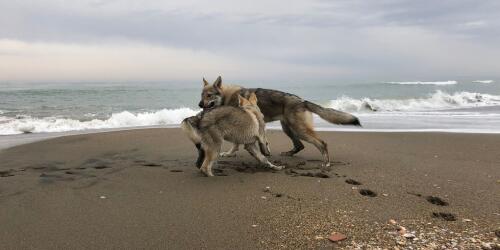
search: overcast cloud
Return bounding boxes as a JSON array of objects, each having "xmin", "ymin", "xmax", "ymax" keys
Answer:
[{"xmin": 0, "ymin": 0, "xmax": 499, "ymax": 83}]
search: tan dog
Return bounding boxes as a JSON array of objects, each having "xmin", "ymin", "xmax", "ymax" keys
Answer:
[
  {"xmin": 198, "ymin": 76, "xmax": 361, "ymax": 167},
  {"xmin": 181, "ymin": 93, "xmax": 283, "ymax": 176}
]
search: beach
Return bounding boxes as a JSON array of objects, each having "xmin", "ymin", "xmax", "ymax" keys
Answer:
[{"xmin": 0, "ymin": 128, "xmax": 499, "ymax": 249}]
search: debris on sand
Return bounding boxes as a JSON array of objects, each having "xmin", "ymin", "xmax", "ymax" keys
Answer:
[
  {"xmin": 328, "ymin": 232, "xmax": 347, "ymax": 242},
  {"xmin": 345, "ymin": 178, "xmax": 362, "ymax": 185},
  {"xmin": 432, "ymin": 212, "xmax": 457, "ymax": 221},
  {"xmin": 426, "ymin": 196, "xmax": 449, "ymax": 206}
]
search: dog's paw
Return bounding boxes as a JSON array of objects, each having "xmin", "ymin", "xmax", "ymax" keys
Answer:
[
  {"xmin": 220, "ymin": 152, "xmax": 236, "ymax": 157},
  {"xmin": 200, "ymin": 167, "xmax": 214, "ymax": 177},
  {"xmin": 269, "ymin": 164, "xmax": 285, "ymax": 171}
]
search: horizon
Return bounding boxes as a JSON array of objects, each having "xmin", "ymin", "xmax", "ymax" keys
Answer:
[{"xmin": 1, "ymin": 0, "xmax": 500, "ymax": 83}]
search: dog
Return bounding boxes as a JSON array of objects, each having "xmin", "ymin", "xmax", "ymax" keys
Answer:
[
  {"xmin": 198, "ymin": 76, "xmax": 361, "ymax": 167},
  {"xmin": 181, "ymin": 93, "xmax": 283, "ymax": 176}
]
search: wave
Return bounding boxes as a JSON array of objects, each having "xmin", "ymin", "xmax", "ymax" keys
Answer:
[
  {"xmin": 385, "ymin": 81, "xmax": 457, "ymax": 85},
  {"xmin": 328, "ymin": 90, "xmax": 500, "ymax": 112},
  {"xmin": 0, "ymin": 108, "xmax": 199, "ymax": 135},
  {"xmin": 472, "ymin": 80, "xmax": 494, "ymax": 84}
]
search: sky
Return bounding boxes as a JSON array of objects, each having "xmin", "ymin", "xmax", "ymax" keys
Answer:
[{"xmin": 0, "ymin": 0, "xmax": 499, "ymax": 83}]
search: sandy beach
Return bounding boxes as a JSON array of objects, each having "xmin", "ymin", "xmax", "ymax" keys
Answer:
[{"xmin": 0, "ymin": 128, "xmax": 499, "ymax": 249}]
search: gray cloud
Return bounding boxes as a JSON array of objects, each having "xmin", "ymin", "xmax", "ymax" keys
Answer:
[{"xmin": 0, "ymin": 0, "xmax": 499, "ymax": 82}]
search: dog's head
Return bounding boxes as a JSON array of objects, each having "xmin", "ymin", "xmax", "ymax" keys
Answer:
[{"xmin": 198, "ymin": 76, "xmax": 224, "ymax": 109}]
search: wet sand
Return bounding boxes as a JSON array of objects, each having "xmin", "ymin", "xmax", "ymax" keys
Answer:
[{"xmin": 0, "ymin": 128, "xmax": 499, "ymax": 249}]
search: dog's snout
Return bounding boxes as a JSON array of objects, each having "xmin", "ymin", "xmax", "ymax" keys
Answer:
[{"xmin": 198, "ymin": 101, "xmax": 204, "ymax": 108}]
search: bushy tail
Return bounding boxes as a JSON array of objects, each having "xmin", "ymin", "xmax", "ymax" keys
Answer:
[
  {"xmin": 180, "ymin": 117, "xmax": 202, "ymax": 144},
  {"xmin": 304, "ymin": 101, "xmax": 361, "ymax": 126}
]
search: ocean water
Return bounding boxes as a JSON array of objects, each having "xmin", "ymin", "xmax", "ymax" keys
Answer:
[{"xmin": 1, "ymin": 79, "xmax": 500, "ymax": 137}]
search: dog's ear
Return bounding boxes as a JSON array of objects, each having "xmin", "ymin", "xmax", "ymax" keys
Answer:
[
  {"xmin": 248, "ymin": 93, "xmax": 258, "ymax": 105},
  {"xmin": 203, "ymin": 78, "xmax": 209, "ymax": 87},
  {"xmin": 213, "ymin": 76, "xmax": 222, "ymax": 92},
  {"xmin": 238, "ymin": 94, "xmax": 249, "ymax": 107}
]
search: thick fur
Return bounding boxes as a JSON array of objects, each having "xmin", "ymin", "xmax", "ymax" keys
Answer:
[
  {"xmin": 181, "ymin": 94, "xmax": 281, "ymax": 176},
  {"xmin": 199, "ymin": 76, "xmax": 361, "ymax": 167}
]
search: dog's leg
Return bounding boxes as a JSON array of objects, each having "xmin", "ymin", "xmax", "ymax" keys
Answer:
[
  {"xmin": 257, "ymin": 136, "xmax": 271, "ymax": 156},
  {"xmin": 195, "ymin": 143, "xmax": 205, "ymax": 168},
  {"xmin": 280, "ymin": 120, "xmax": 304, "ymax": 156},
  {"xmin": 287, "ymin": 111, "xmax": 331, "ymax": 167},
  {"xmin": 244, "ymin": 143, "xmax": 284, "ymax": 170},
  {"xmin": 200, "ymin": 147, "xmax": 217, "ymax": 177},
  {"xmin": 220, "ymin": 143, "xmax": 239, "ymax": 157}
]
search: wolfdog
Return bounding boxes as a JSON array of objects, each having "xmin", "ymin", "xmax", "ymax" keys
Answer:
[
  {"xmin": 181, "ymin": 93, "xmax": 283, "ymax": 176},
  {"xmin": 198, "ymin": 76, "xmax": 361, "ymax": 167}
]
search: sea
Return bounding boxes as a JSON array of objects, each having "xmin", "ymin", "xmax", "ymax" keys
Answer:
[{"xmin": 1, "ymin": 78, "xmax": 500, "ymax": 148}]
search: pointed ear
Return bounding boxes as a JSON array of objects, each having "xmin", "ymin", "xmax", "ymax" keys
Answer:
[
  {"xmin": 238, "ymin": 95, "xmax": 245, "ymax": 106},
  {"xmin": 248, "ymin": 93, "xmax": 258, "ymax": 105},
  {"xmin": 203, "ymin": 78, "xmax": 209, "ymax": 87},
  {"xmin": 213, "ymin": 76, "xmax": 222, "ymax": 91}
]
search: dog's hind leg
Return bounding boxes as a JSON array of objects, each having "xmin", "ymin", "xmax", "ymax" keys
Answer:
[
  {"xmin": 280, "ymin": 120, "xmax": 304, "ymax": 156},
  {"xmin": 220, "ymin": 143, "xmax": 239, "ymax": 157},
  {"xmin": 195, "ymin": 143, "xmax": 205, "ymax": 168},
  {"xmin": 287, "ymin": 111, "xmax": 330, "ymax": 167},
  {"xmin": 200, "ymin": 147, "xmax": 218, "ymax": 177},
  {"xmin": 244, "ymin": 143, "xmax": 284, "ymax": 170}
]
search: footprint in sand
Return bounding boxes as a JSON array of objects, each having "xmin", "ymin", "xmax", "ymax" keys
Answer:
[
  {"xmin": 426, "ymin": 196, "xmax": 449, "ymax": 206},
  {"xmin": 93, "ymin": 165, "xmax": 110, "ymax": 170},
  {"xmin": 359, "ymin": 189, "xmax": 377, "ymax": 197},
  {"xmin": 345, "ymin": 179, "xmax": 362, "ymax": 185},
  {"xmin": 432, "ymin": 212, "xmax": 457, "ymax": 221},
  {"xmin": 0, "ymin": 170, "xmax": 14, "ymax": 177},
  {"xmin": 141, "ymin": 163, "xmax": 162, "ymax": 167},
  {"xmin": 212, "ymin": 169, "xmax": 227, "ymax": 176}
]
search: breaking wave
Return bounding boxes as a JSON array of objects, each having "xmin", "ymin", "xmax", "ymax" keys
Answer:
[
  {"xmin": 385, "ymin": 81, "xmax": 457, "ymax": 85},
  {"xmin": 328, "ymin": 91, "xmax": 500, "ymax": 112},
  {"xmin": 0, "ymin": 108, "xmax": 199, "ymax": 135},
  {"xmin": 472, "ymin": 80, "xmax": 494, "ymax": 84}
]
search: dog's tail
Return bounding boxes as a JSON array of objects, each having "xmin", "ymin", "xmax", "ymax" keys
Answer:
[
  {"xmin": 180, "ymin": 117, "xmax": 202, "ymax": 144},
  {"xmin": 304, "ymin": 101, "xmax": 361, "ymax": 126}
]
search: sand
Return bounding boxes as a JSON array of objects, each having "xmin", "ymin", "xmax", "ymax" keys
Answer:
[{"xmin": 0, "ymin": 128, "xmax": 499, "ymax": 249}]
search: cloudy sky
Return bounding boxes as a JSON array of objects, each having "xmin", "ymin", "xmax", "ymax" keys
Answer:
[{"xmin": 0, "ymin": 0, "xmax": 499, "ymax": 83}]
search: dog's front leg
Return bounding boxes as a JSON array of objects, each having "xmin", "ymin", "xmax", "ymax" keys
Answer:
[
  {"xmin": 244, "ymin": 143, "xmax": 284, "ymax": 171},
  {"xmin": 220, "ymin": 143, "xmax": 239, "ymax": 157}
]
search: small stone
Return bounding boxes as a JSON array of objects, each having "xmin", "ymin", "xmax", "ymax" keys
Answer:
[
  {"xmin": 263, "ymin": 186, "xmax": 271, "ymax": 192},
  {"xmin": 398, "ymin": 226, "xmax": 407, "ymax": 235},
  {"xmin": 260, "ymin": 196, "xmax": 267, "ymax": 200},
  {"xmin": 100, "ymin": 195, "xmax": 106, "ymax": 199},
  {"xmin": 252, "ymin": 224, "xmax": 258, "ymax": 228},
  {"xmin": 462, "ymin": 218, "xmax": 472, "ymax": 222},
  {"xmin": 328, "ymin": 232, "xmax": 347, "ymax": 242},
  {"xmin": 403, "ymin": 233, "xmax": 415, "ymax": 239},
  {"xmin": 314, "ymin": 236, "xmax": 324, "ymax": 240},
  {"xmin": 382, "ymin": 193, "xmax": 389, "ymax": 197},
  {"xmin": 481, "ymin": 242, "xmax": 492, "ymax": 249},
  {"xmin": 351, "ymin": 186, "xmax": 358, "ymax": 190},
  {"xmin": 389, "ymin": 219, "xmax": 397, "ymax": 225}
]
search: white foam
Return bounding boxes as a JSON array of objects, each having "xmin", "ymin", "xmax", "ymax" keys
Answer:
[
  {"xmin": 472, "ymin": 80, "xmax": 494, "ymax": 84},
  {"xmin": 385, "ymin": 81, "xmax": 457, "ymax": 85},
  {"xmin": 0, "ymin": 108, "xmax": 199, "ymax": 135},
  {"xmin": 328, "ymin": 90, "xmax": 500, "ymax": 112}
]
